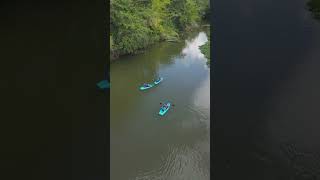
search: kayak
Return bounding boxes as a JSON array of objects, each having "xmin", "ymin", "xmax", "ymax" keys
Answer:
[
  {"xmin": 159, "ymin": 102, "xmax": 171, "ymax": 116},
  {"xmin": 140, "ymin": 77, "xmax": 163, "ymax": 91},
  {"xmin": 139, "ymin": 84, "xmax": 153, "ymax": 90},
  {"xmin": 97, "ymin": 80, "xmax": 110, "ymax": 89},
  {"xmin": 154, "ymin": 77, "xmax": 163, "ymax": 85}
]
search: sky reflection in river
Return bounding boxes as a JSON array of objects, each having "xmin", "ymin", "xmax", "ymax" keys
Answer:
[{"xmin": 182, "ymin": 32, "xmax": 208, "ymax": 60}]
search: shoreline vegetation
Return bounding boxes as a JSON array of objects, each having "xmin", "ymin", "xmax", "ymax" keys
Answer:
[
  {"xmin": 199, "ymin": 27, "xmax": 210, "ymax": 64},
  {"xmin": 110, "ymin": 0, "xmax": 210, "ymax": 60}
]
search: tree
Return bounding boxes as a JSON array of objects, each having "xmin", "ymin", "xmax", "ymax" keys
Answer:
[{"xmin": 110, "ymin": 0, "xmax": 210, "ymax": 58}]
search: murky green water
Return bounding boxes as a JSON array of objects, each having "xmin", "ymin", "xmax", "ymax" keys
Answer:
[{"xmin": 111, "ymin": 31, "xmax": 210, "ymax": 180}]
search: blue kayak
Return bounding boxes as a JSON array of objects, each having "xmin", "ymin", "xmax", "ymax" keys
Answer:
[
  {"xmin": 159, "ymin": 102, "xmax": 171, "ymax": 116},
  {"xmin": 97, "ymin": 80, "xmax": 110, "ymax": 89},
  {"xmin": 154, "ymin": 77, "xmax": 163, "ymax": 85}
]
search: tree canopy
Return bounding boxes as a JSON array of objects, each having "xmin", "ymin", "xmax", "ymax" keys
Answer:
[{"xmin": 110, "ymin": 0, "xmax": 210, "ymax": 59}]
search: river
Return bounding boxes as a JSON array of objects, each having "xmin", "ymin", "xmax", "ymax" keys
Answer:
[{"xmin": 110, "ymin": 30, "xmax": 210, "ymax": 180}]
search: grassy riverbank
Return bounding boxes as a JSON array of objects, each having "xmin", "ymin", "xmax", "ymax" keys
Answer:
[{"xmin": 110, "ymin": 0, "xmax": 210, "ymax": 60}]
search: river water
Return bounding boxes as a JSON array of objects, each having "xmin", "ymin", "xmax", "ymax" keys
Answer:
[{"xmin": 111, "ymin": 30, "xmax": 210, "ymax": 180}]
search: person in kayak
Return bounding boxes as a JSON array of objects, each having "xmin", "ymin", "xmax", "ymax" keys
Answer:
[
  {"xmin": 143, "ymin": 83, "xmax": 149, "ymax": 87},
  {"xmin": 163, "ymin": 104, "xmax": 167, "ymax": 109}
]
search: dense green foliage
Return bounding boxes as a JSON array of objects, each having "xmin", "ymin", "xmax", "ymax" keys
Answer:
[
  {"xmin": 307, "ymin": 0, "xmax": 320, "ymax": 20},
  {"xmin": 200, "ymin": 31, "xmax": 210, "ymax": 64},
  {"xmin": 200, "ymin": 41, "xmax": 210, "ymax": 60},
  {"xmin": 110, "ymin": 0, "xmax": 210, "ymax": 59}
]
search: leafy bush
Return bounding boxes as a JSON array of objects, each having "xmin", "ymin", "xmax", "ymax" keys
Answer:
[{"xmin": 110, "ymin": 0, "xmax": 210, "ymax": 57}]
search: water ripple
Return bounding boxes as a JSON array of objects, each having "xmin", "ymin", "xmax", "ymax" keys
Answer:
[{"xmin": 134, "ymin": 143, "xmax": 209, "ymax": 180}]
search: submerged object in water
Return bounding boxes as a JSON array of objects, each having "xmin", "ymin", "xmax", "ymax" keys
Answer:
[
  {"xmin": 97, "ymin": 80, "xmax": 110, "ymax": 89},
  {"xmin": 159, "ymin": 102, "xmax": 171, "ymax": 116}
]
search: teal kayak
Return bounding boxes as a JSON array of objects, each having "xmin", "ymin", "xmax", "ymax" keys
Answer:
[
  {"xmin": 159, "ymin": 102, "xmax": 171, "ymax": 116},
  {"xmin": 97, "ymin": 80, "xmax": 110, "ymax": 89},
  {"xmin": 139, "ymin": 77, "xmax": 163, "ymax": 91},
  {"xmin": 154, "ymin": 77, "xmax": 163, "ymax": 85},
  {"xmin": 139, "ymin": 84, "xmax": 153, "ymax": 90}
]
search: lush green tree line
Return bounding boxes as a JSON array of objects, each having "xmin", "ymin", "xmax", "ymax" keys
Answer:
[{"xmin": 110, "ymin": 0, "xmax": 210, "ymax": 59}]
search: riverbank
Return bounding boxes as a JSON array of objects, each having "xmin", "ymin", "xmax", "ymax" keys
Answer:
[
  {"xmin": 199, "ymin": 25, "xmax": 210, "ymax": 64},
  {"xmin": 111, "ymin": 24, "xmax": 210, "ymax": 62},
  {"xmin": 110, "ymin": 0, "xmax": 210, "ymax": 61},
  {"xmin": 200, "ymin": 40, "xmax": 210, "ymax": 63}
]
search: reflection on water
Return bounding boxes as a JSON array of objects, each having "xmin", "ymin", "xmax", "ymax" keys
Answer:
[
  {"xmin": 182, "ymin": 32, "xmax": 208, "ymax": 60},
  {"xmin": 193, "ymin": 75, "xmax": 210, "ymax": 111},
  {"xmin": 135, "ymin": 143, "xmax": 209, "ymax": 180},
  {"xmin": 111, "ymin": 30, "xmax": 210, "ymax": 180},
  {"xmin": 192, "ymin": 74, "xmax": 210, "ymax": 133}
]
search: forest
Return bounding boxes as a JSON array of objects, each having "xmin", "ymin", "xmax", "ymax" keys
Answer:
[{"xmin": 110, "ymin": 0, "xmax": 210, "ymax": 59}]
